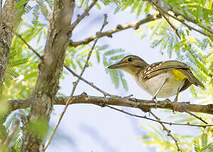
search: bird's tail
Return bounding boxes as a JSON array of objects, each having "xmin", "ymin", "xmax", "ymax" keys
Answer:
[{"xmin": 184, "ymin": 69, "xmax": 204, "ymax": 88}]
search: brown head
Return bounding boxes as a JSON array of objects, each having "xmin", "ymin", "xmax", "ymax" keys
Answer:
[{"xmin": 108, "ymin": 55, "xmax": 148, "ymax": 76}]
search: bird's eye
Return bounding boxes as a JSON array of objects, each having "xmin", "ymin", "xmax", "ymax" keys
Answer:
[{"xmin": 128, "ymin": 57, "xmax": 132, "ymax": 62}]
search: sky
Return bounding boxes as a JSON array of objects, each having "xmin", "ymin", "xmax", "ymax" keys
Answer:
[{"xmin": 16, "ymin": 1, "xmax": 202, "ymax": 152}]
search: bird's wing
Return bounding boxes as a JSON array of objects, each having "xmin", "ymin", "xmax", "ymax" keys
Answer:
[{"xmin": 143, "ymin": 60, "xmax": 204, "ymax": 88}]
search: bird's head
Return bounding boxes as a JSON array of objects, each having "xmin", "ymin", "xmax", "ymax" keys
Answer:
[{"xmin": 108, "ymin": 55, "xmax": 148, "ymax": 76}]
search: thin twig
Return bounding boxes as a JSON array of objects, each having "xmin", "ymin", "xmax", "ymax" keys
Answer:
[
  {"xmin": 185, "ymin": 110, "xmax": 208, "ymax": 124},
  {"xmin": 64, "ymin": 64, "xmax": 111, "ymax": 96},
  {"xmin": 70, "ymin": 14, "xmax": 161, "ymax": 47},
  {"xmin": 163, "ymin": 15, "xmax": 181, "ymax": 39},
  {"xmin": 149, "ymin": 111, "xmax": 182, "ymax": 152},
  {"xmin": 152, "ymin": 3, "xmax": 181, "ymax": 39},
  {"xmin": 191, "ymin": 20, "xmax": 213, "ymax": 35},
  {"xmin": 69, "ymin": 0, "xmax": 97, "ymax": 31},
  {"xmin": 3, "ymin": 23, "xmax": 42, "ymax": 58},
  {"xmin": 106, "ymin": 105, "xmax": 211, "ymax": 128},
  {"xmin": 44, "ymin": 14, "xmax": 108, "ymax": 150}
]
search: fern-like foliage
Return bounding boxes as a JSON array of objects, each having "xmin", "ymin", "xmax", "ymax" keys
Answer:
[{"xmin": 194, "ymin": 133, "xmax": 213, "ymax": 152}]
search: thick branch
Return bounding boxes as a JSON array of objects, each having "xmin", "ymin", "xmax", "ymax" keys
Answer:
[
  {"xmin": 8, "ymin": 94, "xmax": 213, "ymax": 115},
  {"xmin": 21, "ymin": 0, "xmax": 75, "ymax": 151},
  {"xmin": 70, "ymin": 14, "xmax": 161, "ymax": 47},
  {"xmin": 56, "ymin": 95, "xmax": 213, "ymax": 115}
]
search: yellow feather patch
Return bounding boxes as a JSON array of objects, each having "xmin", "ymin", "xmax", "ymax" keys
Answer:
[{"xmin": 172, "ymin": 69, "xmax": 187, "ymax": 81}]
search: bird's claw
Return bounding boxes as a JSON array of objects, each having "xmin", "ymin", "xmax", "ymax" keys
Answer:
[
  {"xmin": 152, "ymin": 96, "xmax": 158, "ymax": 108},
  {"xmin": 100, "ymin": 102, "xmax": 106, "ymax": 107}
]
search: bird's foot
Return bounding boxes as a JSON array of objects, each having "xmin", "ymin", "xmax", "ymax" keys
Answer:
[
  {"xmin": 152, "ymin": 96, "xmax": 158, "ymax": 108},
  {"xmin": 172, "ymin": 101, "xmax": 177, "ymax": 113},
  {"xmin": 100, "ymin": 96, "xmax": 109, "ymax": 107},
  {"xmin": 99, "ymin": 101, "xmax": 106, "ymax": 107}
]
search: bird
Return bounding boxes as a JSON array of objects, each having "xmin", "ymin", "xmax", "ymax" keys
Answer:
[{"xmin": 108, "ymin": 55, "xmax": 204, "ymax": 102}]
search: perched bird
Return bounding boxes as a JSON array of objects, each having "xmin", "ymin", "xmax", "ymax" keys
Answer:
[{"xmin": 108, "ymin": 55, "xmax": 204, "ymax": 102}]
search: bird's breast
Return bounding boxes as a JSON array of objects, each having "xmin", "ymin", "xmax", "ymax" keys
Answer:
[{"xmin": 135, "ymin": 71, "xmax": 186, "ymax": 98}]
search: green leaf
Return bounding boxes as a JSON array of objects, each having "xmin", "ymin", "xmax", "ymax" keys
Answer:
[
  {"xmin": 104, "ymin": 49, "xmax": 125, "ymax": 56},
  {"xmin": 10, "ymin": 58, "xmax": 28, "ymax": 67},
  {"xmin": 119, "ymin": 71, "xmax": 128, "ymax": 90},
  {"xmin": 96, "ymin": 50, "xmax": 100, "ymax": 63},
  {"xmin": 110, "ymin": 54, "xmax": 125, "ymax": 60},
  {"xmin": 201, "ymin": 133, "xmax": 208, "ymax": 147}
]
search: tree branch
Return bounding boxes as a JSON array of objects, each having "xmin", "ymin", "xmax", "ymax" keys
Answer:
[
  {"xmin": 7, "ymin": 94, "xmax": 213, "ymax": 130},
  {"xmin": 151, "ymin": 1, "xmax": 181, "ymax": 39},
  {"xmin": 69, "ymin": 0, "xmax": 98, "ymax": 31},
  {"xmin": 149, "ymin": 111, "xmax": 182, "ymax": 152},
  {"xmin": 106, "ymin": 105, "xmax": 211, "ymax": 128},
  {"xmin": 21, "ymin": 0, "xmax": 76, "ymax": 151},
  {"xmin": 70, "ymin": 14, "xmax": 161, "ymax": 47},
  {"xmin": 64, "ymin": 64, "xmax": 111, "ymax": 96},
  {"xmin": 54, "ymin": 95, "xmax": 213, "ymax": 115},
  {"xmin": 185, "ymin": 110, "xmax": 208, "ymax": 124},
  {"xmin": 8, "ymin": 94, "xmax": 213, "ymax": 116}
]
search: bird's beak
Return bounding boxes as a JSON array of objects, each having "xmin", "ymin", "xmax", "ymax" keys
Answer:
[{"xmin": 108, "ymin": 62, "xmax": 125, "ymax": 69}]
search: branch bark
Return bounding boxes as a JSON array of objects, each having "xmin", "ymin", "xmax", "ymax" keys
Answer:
[
  {"xmin": 21, "ymin": 0, "xmax": 75, "ymax": 151},
  {"xmin": 56, "ymin": 95, "xmax": 213, "ymax": 115},
  {"xmin": 69, "ymin": 0, "xmax": 97, "ymax": 31},
  {"xmin": 8, "ymin": 94, "xmax": 213, "ymax": 115},
  {"xmin": 70, "ymin": 14, "xmax": 161, "ymax": 47}
]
